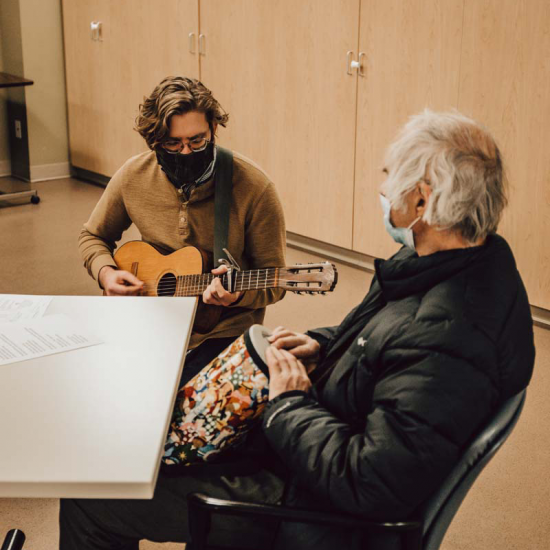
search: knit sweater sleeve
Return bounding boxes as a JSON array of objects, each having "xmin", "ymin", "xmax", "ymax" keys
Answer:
[
  {"xmin": 228, "ymin": 181, "xmax": 286, "ymax": 310},
  {"xmin": 78, "ymin": 164, "xmax": 133, "ymax": 282}
]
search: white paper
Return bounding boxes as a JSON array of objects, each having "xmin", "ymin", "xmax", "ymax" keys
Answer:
[
  {"xmin": 0, "ymin": 295, "xmax": 53, "ymax": 324},
  {"xmin": 0, "ymin": 314, "xmax": 103, "ymax": 366}
]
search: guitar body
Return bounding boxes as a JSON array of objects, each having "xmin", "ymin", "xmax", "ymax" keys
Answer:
[{"xmin": 113, "ymin": 241, "xmax": 222, "ymax": 334}]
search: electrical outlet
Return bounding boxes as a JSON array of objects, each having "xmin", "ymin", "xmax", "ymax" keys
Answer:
[{"xmin": 14, "ymin": 120, "xmax": 22, "ymax": 139}]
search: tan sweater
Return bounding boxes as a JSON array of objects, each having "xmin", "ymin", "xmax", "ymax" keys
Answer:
[{"xmin": 79, "ymin": 149, "xmax": 286, "ymax": 349}]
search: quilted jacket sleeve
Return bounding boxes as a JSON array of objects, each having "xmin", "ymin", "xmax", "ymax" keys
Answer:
[
  {"xmin": 262, "ymin": 327, "xmax": 499, "ymax": 519},
  {"xmin": 305, "ymin": 325, "xmax": 339, "ymax": 354}
]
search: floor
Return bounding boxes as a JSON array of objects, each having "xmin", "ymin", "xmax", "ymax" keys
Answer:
[{"xmin": 0, "ymin": 176, "xmax": 549, "ymax": 549}]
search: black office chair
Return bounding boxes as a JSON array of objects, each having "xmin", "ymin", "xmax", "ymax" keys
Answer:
[
  {"xmin": 188, "ymin": 389, "xmax": 526, "ymax": 550},
  {"xmin": 1, "ymin": 530, "xmax": 26, "ymax": 550}
]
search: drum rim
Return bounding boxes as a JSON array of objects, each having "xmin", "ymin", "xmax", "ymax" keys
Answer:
[{"xmin": 244, "ymin": 324, "xmax": 271, "ymax": 377}]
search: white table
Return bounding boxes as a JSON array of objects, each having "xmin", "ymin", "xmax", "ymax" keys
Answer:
[{"xmin": 0, "ymin": 295, "xmax": 196, "ymax": 499}]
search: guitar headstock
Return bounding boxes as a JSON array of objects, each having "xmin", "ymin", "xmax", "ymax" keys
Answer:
[{"xmin": 278, "ymin": 262, "xmax": 338, "ymax": 294}]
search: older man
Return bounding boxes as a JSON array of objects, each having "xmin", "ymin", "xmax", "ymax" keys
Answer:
[
  {"xmin": 60, "ymin": 111, "xmax": 534, "ymax": 550},
  {"xmin": 262, "ymin": 110, "xmax": 535, "ymax": 547}
]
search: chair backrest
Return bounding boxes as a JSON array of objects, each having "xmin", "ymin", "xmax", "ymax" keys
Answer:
[{"xmin": 418, "ymin": 389, "xmax": 526, "ymax": 550}]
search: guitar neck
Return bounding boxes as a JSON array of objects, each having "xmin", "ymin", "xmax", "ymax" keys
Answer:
[{"xmin": 174, "ymin": 268, "xmax": 280, "ymax": 297}]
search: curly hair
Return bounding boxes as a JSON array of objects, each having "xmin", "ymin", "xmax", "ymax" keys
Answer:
[{"xmin": 135, "ymin": 76, "xmax": 229, "ymax": 150}]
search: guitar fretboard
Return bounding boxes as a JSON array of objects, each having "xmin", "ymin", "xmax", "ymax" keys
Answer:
[{"xmin": 171, "ymin": 268, "xmax": 280, "ymax": 297}]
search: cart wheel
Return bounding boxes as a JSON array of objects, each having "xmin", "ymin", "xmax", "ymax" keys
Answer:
[{"xmin": 30, "ymin": 195, "xmax": 40, "ymax": 204}]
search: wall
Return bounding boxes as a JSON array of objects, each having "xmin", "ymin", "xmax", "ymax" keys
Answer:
[
  {"xmin": 0, "ymin": 0, "xmax": 69, "ymax": 181},
  {"xmin": 0, "ymin": 0, "xmax": 25, "ymax": 175}
]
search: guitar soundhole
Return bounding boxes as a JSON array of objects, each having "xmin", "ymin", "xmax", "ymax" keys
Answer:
[{"xmin": 157, "ymin": 272, "xmax": 177, "ymax": 296}]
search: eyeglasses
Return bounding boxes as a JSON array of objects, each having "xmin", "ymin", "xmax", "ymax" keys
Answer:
[{"xmin": 161, "ymin": 135, "xmax": 211, "ymax": 154}]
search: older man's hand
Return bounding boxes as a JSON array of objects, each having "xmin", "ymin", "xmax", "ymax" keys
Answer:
[
  {"xmin": 266, "ymin": 346, "xmax": 312, "ymax": 401},
  {"xmin": 268, "ymin": 326, "xmax": 320, "ymax": 372}
]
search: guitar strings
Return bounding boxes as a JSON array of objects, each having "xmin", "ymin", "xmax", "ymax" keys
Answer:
[
  {"xmin": 123, "ymin": 266, "xmax": 326, "ymax": 296},
  {"xmin": 134, "ymin": 269, "xmax": 282, "ymax": 294},
  {"xmin": 141, "ymin": 276, "xmax": 283, "ymax": 296},
  {"xmin": 136, "ymin": 269, "xmax": 278, "ymax": 283},
  {"xmin": 139, "ymin": 274, "xmax": 281, "ymax": 288},
  {"xmin": 141, "ymin": 280, "xmax": 319, "ymax": 296}
]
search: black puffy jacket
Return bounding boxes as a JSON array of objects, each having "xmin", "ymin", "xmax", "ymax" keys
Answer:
[{"xmin": 262, "ymin": 234, "xmax": 534, "ymax": 548}]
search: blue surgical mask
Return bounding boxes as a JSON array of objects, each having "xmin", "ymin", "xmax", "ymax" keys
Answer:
[{"xmin": 379, "ymin": 194, "xmax": 421, "ymax": 250}]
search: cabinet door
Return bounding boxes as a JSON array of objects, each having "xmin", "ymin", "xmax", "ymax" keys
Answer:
[
  {"xmin": 62, "ymin": 0, "xmax": 110, "ymax": 175},
  {"xmin": 458, "ymin": 0, "xmax": 550, "ymax": 310},
  {"xmin": 104, "ymin": 0, "xmax": 199, "ymax": 176},
  {"xmin": 199, "ymin": 0, "xmax": 360, "ymax": 248},
  {"xmin": 353, "ymin": 0, "xmax": 464, "ymax": 258},
  {"xmin": 62, "ymin": 0, "xmax": 199, "ymax": 177}
]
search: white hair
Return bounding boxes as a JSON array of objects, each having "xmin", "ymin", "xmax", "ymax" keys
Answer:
[{"xmin": 380, "ymin": 110, "xmax": 508, "ymax": 242}]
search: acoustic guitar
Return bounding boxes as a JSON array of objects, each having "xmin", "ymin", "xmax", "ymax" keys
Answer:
[{"xmin": 113, "ymin": 241, "xmax": 338, "ymax": 333}]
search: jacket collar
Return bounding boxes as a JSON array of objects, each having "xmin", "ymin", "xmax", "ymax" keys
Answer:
[{"xmin": 374, "ymin": 235, "xmax": 502, "ymax": 301}]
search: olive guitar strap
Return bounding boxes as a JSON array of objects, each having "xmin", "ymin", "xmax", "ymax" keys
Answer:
[{"xmin": 213, "ymin": 145, "xmax": 234, "ymax": 265}]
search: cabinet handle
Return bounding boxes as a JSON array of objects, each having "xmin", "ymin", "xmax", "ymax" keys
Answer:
[
  {"xmin": 199, "ymin": 34, "xmax": 206, "ymax": 56},
  {"xmin": 346, "ymin": 50, "xmax": 355, "ymax": 75},
  {"xmin": 189, "ymin": 32, "xmax": 196, "ymax": 54},
  {"xmin": 90, "ymin": 21, "xmax": 102, "ymax": 41},
  {"xmin": 358, "ymin": 52, "xmax": 366, "ymax": 77},
  {"xmin": 347, "ymin": 51, "xmax": 365, "ymax": 77}
]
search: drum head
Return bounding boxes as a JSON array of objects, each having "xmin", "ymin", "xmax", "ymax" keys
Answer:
[{"xmin": 243, "ymin": 324, "xmax": 272, "ymax": 376}]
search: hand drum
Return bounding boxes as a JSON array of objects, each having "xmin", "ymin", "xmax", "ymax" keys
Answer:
[{"xmin": 163, "ymin": 324, "xmax": 271, "ymax": 465}]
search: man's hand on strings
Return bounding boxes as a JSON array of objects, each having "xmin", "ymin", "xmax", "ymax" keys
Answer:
[
  {"xmin": 203, "ymin": 264, "xmax": 242, "ymax": 306},
  {"xmin": 99, "ymin": 266, "xmax": 144, "ymax": 296}
]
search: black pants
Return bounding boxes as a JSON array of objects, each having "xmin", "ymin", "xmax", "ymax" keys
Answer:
[
  {"xmin": 59, "ymin": 468, "xmax": 284, "ymax": 550},
  {"xmin": 179, "ymin": 336, "xmax": 236, "ymax": 387},
  {"xmin": 59, "ymin": 337, "xmax": 284, "ymax": 549}
]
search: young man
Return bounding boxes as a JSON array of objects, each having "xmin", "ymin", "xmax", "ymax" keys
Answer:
[{"xmin": 78, "ymin": 76, "xmax": 286, "ymax": 381}]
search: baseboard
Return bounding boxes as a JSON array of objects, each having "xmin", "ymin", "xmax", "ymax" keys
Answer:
[
  {"xmin": 286, "ymin": 231, "xmax": 550, "ymax": 330},
  {"xmin": 0, "ymin": 159, "xmax": 11, "ymax": 177},
  {"xmin": 71, "ymin": 165, "xmax": 110, "ymax": 187},
  {"xmin": 531, "ymin": 306, "xmax": 550, "ymax": 330},
  {"xmin": 30, "ymin": 162, "xmax": 71, "ymax": 182},
  {"xmin": 286, "ymin": 231, "xmax": 376, "ymax": 273}
]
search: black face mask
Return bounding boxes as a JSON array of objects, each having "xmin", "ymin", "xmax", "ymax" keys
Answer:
[{"xmin": 156, "ymin": 142, "xmax": 215, "ymax": 188}]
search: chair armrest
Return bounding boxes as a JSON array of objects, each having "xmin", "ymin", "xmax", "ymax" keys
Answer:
[
  {"xmin": 188, "ymin": 492, "xmax": 419, "ymax": 533},
  {"xmin": 187, "ymin": 492, "xmax": 422, "ymax": 550}
]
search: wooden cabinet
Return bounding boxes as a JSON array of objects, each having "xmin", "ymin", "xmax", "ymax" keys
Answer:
[
  {"xmin": 458, "ymin": 0, "xmax": 550, "ymax": 310},
  {"xmin": 199, "ymin": 0, "xmax": 360, "ymax": 249},
  {"xmin": 63, "ymin": 0, "xmax": 110, "ymax": 175},
  {"xmin": 353, "ymin": 0, "xmax": 464, "ymax": 259},
  {"xmin": 62, "ymin": 0, "xmax": 550, "ymax": 310},
  {"xmin": 62, "ymin": 0, "xmax": 199, "ymax": 177}
]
